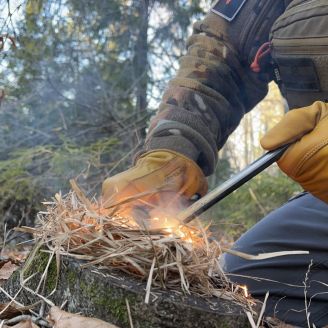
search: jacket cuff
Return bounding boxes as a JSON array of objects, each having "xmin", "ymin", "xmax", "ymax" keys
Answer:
[{"xmin": 135, "ymin": 120, "xmax": 218, "ymax": 176}]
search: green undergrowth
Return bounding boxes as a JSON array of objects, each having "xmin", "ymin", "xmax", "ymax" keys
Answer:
[
  {"xmin": 0, "ymin": 137, "xmax": 119, "ymax": 233},
  {"xmin": 206, "ymin": 169, "xmax": 302, "ymax": 240}
]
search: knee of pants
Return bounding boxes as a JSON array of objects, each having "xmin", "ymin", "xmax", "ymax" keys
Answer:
[{"xmin": 221, "ymin": 252, "xmax": 240, "ymax": 274}]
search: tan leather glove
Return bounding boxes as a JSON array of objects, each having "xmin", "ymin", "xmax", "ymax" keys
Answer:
[
  {"xmin": 261, "ymin": 101, "xmax": 328, "ymax": 203},
  {"xmin": 102, "ymin": 150, "xmax": 208, "ymax": 216}
]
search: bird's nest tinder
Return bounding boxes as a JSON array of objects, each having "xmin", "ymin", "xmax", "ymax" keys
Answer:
[{"xmin": 21, "ymin": 181, "xmax": 259, "ymax": 315}]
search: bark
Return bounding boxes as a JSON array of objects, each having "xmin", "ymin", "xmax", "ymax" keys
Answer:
[{"xmin": 133, "ymin": 0, "xmax": 149, "ymax": 147}]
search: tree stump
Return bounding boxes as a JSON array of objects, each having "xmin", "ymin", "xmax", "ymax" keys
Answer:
[{"xmin": 0, "ymin": 252, "xmax": 250, "ymax": 328}]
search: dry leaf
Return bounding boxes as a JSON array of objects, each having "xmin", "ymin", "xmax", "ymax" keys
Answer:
[
  {"xmin": 0, "ymin": 261, "xmax": 19, "ymax": 280},
  {"xmin": 1, "ymin": 247, "xmax": 31, "ymax": 263},
  {"xmin": 48, "ymin": 306, "xmax": 119, "ymax": 328},
  {"xmin": 0, "ymin": 303, "xmax": 27, "ymax": 319}
]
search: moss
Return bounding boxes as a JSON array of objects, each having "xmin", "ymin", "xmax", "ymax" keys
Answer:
[
  {"xmin": 66, "ymin": 270, "xmax": 78, "ymax": 286},
  {"xmin": 79, "ymin": 280, "xmax": 136, "ymax": 325},
  {"xmin": 9, "ymin": 269, "xmax": 20, "ymax": 283},
  {"xmin": 23, "ymin": 249, "xmax": 58, "ymax": 292}
]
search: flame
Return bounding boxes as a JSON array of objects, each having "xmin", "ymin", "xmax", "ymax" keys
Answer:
[
  {"xmin": 161, "ymin": 222, "xmax": 199, "ymax": 244},
  {"xmin": 98, "ymin": 204, "xmax": 200, "ymax": 244},
  {"xmin": 164, "ymin": 227, "xmax": 174, "ymax": 237}
]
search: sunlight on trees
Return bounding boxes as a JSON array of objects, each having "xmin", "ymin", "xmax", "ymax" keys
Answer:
[{"xmin": 225, "ymin": 82, "xmax": 286, "ymax": 170}]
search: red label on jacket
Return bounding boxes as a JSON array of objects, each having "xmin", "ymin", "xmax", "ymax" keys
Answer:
[{"xmin": 211, "ymin": 0, "xmax": 248, "ymax": 21}]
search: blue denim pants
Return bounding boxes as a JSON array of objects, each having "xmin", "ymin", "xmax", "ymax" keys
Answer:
[{"xmin": 222, "ymin": 193, "xmax": 328, "ymax": 327}]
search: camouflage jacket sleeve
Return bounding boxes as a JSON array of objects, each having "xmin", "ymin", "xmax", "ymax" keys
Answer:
[{"xmin": 141, "ymin": 0, "xmax": 288, "ymax": 176}]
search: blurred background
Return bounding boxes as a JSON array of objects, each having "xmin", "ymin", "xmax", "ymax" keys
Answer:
[{"xmin": 0, "ymin": 0, "xmax": 301, "ymax": 242}]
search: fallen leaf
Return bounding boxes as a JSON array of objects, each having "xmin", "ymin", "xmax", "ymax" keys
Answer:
[
  {"xmin": 0, "ymin": 303, "xmax": 27, "ymax": 319},
  {"xmin": 0, "ymin": 261, "xmax": 19, "ymax": 280},
  {"xmin": 48, "ymin": 306, "xmax": 119, "ymax": 328},
  {"xmin": 1, "ymin": 246, "xmax": 31, "ymax": 263}
]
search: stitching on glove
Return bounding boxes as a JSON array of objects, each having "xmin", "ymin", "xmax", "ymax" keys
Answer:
[{"xmin": 294, "ymin": 137, "xmax": 328, "ymax": 176}]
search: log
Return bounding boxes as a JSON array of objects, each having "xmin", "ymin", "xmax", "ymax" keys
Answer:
[{"xmin": 0, "ymin": 251, "xmax": 250, "ymax": 328}]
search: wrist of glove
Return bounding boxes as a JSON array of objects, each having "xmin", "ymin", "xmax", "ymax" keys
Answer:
[
  {"xmin": 102, "ymin": 150, "xmax": 208, "ymax": 211},
  {"xmin": 261, "ymin": 101, "xmax": 328, "ymax": 203}
]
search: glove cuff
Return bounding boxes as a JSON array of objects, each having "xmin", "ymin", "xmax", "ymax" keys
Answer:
[{"xmin": 137, "ymin": 118, "xmax": 218, "ymax": 177}]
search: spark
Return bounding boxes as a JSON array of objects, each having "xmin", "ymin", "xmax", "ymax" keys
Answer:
[
  {"xmin": 240, "ymin": 285, "xmax": 249, "ymax": 298},
  {"xmin": 164, "ymin": 227, "xmax": 174, "ymax": 237},
  {"xmin": 178, "ymin": 231, "xmax": 186, "ymax": 238}
]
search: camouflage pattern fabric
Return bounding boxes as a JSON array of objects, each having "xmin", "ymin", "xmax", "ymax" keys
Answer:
[{"xmin": 138, "ymin": 0, "xmax": 290, "ymax": 176}]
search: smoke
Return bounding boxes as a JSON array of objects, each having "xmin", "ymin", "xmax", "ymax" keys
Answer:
[{"xmin": 115, "ymin": 191, "xmax": 193, "ymax": 231}]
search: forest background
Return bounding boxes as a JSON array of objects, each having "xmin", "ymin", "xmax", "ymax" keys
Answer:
[{"xmin": 0, "ymin": 0, "xmax": 301, "ymax": 243}]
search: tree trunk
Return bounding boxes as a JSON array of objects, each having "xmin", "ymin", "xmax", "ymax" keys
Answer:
[
  {"xmin": 133, "ymin": 0, "xmax": 149, "ymax": 147},
  {"xmin": 1, "ymin": 253, "xmax": 251, "ymax": 328}
]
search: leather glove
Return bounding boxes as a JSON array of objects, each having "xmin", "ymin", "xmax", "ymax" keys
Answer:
[
  {"xmin": 261, "ymin": 101, "xmax": 328, "ymax": 203},
  {"xmin": 102, "ymin": 150, "xmax": 208, "ymax": 220}
]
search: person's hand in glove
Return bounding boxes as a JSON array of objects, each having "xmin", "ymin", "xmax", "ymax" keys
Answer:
[
  {"xmin": 261, "ymin": 101, "xmax": 328, "ymax": 203},
  {"xmin": 102, "ymin": 150, "xmax": 207, "ymax": 225}
]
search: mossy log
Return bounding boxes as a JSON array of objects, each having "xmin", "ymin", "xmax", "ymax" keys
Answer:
[{"xmin": 0, "ymin": 251, "xmax": 250, "ymax": 328}]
